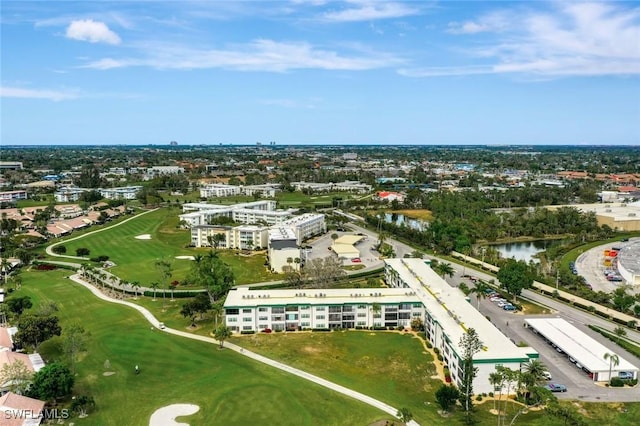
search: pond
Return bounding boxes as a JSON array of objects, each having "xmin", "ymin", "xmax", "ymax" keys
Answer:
[
  {"xmin": 381, "ymin": 213, "xmax": 428, "ymax": 232},
  {"xmin": 490, "ymin": 240, "xmax": 557, "ymax": 263}
]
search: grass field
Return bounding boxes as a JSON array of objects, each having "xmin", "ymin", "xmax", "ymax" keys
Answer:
[
  {"xmin": 18, "ymin": 269, "xmax": 390, "ymax": 425},
  {"xmin": 53, "ymin": 208, "xmax": 276, "ymax": 285}
]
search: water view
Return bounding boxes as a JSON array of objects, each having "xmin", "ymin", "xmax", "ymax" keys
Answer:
[
  {"xmin": 491, "ymin": 240, "xmax": 557, "ymax": 263},
  {"xmin": 382, "ymin": 213, "xmax": 428, "ymax": 232}
]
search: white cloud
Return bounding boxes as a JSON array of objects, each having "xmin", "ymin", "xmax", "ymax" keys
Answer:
[
  {"xmin": 407, "ymin": 2, "xmax": 640, "ymax": 77},
  {"xmin": 322, "ymin": 1, "xmax": 420, "ymax": 22},
  {"xmin": 81, "ymin": 39, "xmax": 403, "ymax": 72},
  {"xmin": 65, "ymin": 19, "xmax": 121, "ymax": 45},
  {"xmin": 0, "ymin": 86, "xmax": 79, "ymax": 101},
  {"xmin": 447, "ymin": 11, "xmax": 511, "ymax": 34}
]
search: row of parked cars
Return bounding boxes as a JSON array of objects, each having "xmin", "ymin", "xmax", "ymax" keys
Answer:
[{"xmin": 485, "ymin": 289, "xmax": 517, "ymax": 311}]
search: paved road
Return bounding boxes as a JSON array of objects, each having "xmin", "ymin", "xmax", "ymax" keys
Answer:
[{"xmin": 68, "ymin": 273, "xmax": 415, "ymax": 425}]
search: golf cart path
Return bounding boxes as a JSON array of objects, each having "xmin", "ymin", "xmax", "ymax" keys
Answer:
[{"xmin": 68, "ymin": 274, "xmax": 417, "ymax": 425}]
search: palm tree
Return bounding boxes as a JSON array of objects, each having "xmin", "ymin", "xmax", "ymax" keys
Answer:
[
  {"xmin": 214, "ymin": 325, "xmax": 232, "ymax": 348},
  {"xmin": 132, "ymin": 281, "xmax": 141, "ymax": 298},
  {"xmin": 150, "ymin": 282, "xmax": 159, "ymax": 301},
  {"xmin": 521, "ymin": 359, "xmax": 547, "ymax": 384},
  {"xmin": 1, "ymin": 258, "xmax": 11, "ymax": 284},
  {"xmin": 211, "ymin": 302, "xmax": 224, "ymax": 327},
  {"xmin": 435, "ymin": 262, "xmax": 455, "ymax": 280},
  {"xmin": 614, "ymin": 326, "xmax": 627, "ymax": 343},
  {"xmin": 604, "ymin": 352, "xmax": 620, "ymax": 384},
  {"xmin": 120, "ymin": 279, "xmax": 128, "ymax": 297},
  {"xmin": 470, "ymin": 281, "xmax": 492, "ymax": 312},
  {"xmin": 489, "ymin": 371, "xmax": 502, "ymax": 412}
]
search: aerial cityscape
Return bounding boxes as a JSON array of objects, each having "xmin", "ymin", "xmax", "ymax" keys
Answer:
[{"xmin": 1, "ymin": 1, "xmax": 640, "ymax": 426}]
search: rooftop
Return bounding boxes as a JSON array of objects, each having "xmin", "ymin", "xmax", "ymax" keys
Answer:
[
  {"xmin": 525, "ymin": 318, "xmax": 637, "ymax": 373},
  {"xmin": 386, "ymin": 258, "xmax": 534, "ymax": 362}
]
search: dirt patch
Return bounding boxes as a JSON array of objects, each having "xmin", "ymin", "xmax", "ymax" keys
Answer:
[
  {"xmin": 302, "ymin": 346, "xmax": 322, "ymax": 354},
  {"xmin": 103, "ymin": 371, "xmax": 116, "ymax": 376}
]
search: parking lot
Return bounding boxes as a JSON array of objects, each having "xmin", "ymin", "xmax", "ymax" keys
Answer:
[
  {"xmin": 575, "ymin": 238, "xmax": 639, "ymax": 294},
  {"xmin": 305, "ymin": 229, "xmax": 384, "ymax": 270}
]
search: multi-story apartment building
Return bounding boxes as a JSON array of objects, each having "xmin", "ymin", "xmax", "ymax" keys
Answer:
[
  {"xmin": 279, "ymin": 213, "xmax": 326, "ymax": 244},
  {"xmin": 99, "ymin": 186, "xmax": 142, "ymax": 200},
  {"xmin": 224, "ymin": 287, "xmax": 423, "ymax": 332},
  {"xmin": 190, "ymin": 224, "xmax": 269, "ymax": 250},
  {"xmin": 224, "ymin": 258, "xmax": 537, "ymax": 394},
  {"xmin": 200, "ymin": 184, "xmax": 242, "ymax": 198},
  {"xmin": 179, "ymin": 201, "xmax": 295, "ymax": 227},
  {"xmin": 0, "ymin": 190, "xmax": 28, "ymax": 203}
]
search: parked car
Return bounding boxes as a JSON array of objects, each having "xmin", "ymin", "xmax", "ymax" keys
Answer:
[
  {"xmin": 544, "ymin": 383, "xmax": 567, "ymax": 392},
  {"xmin": 543, "ymin": 371, "xmax": 552, "ymax": 380},
  {"xmin": 619, "ymin": 371, "xmax": 634, "ymax": 380},
  {"xmin": 503, "ymin": 304, "xmax": 517, "ymax": 311},
  {"xmin": 351, "ymin": 258, "xmax": 362, "ymax": 263},
  {"xmin": 158, "ymin": 322, "xmax": 166, "ymax": 330}
]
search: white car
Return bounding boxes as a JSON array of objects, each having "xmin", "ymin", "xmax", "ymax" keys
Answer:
[
  {"xmin": 158, "ymin": 322, "xmax": 166, "ymax": 330},
  {"xmin": 543, "ymin": 371, "xmax": 552, "ymax": 380}
]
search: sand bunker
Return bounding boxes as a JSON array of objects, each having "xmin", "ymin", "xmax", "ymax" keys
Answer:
[
  {"xmin": 135, "ymin": 234, "xmax": 152, "ymax": 240},
  {"xmin": 149, "ymin": 404, "xmax": 199, "ymax": 426},
  {"xmin": 175, "ymin": 256, "xmax": 195, "ymax": 260}
]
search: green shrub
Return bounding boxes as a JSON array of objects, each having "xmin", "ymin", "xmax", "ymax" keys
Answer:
[
  {"xmin": 437, "ymin": 354, "xmax": 444, "ymax": 362},
  {"xmin": 475, "ymin": 395, "xmax": 483, "ymax": 401},
  {"xmin": 433, "ymin": 347, "xmax": 440, "ymax": 355},
  {"xmin": 610, "ymin": 377, "xmax": 625, "ymax": 387},
  {"xmin": 426, "ymin": 342, "xmax": 433, "ymax": 349}
]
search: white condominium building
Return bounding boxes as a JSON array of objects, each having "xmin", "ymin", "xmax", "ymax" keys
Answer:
[
  {"xmin": 200, "ymin": 184, "xmax": 242, "ymax": 198},
  {"xmin": 191, "ymin": 224, "xmax": 269, "ymax": 250},
  {"xmin": 224, "ymin": 257, "xmax": 538, "ymax": 394},
  {"xmin": 267, "ymin": 227, "xmax": 301, "ymax": 273},
  {"xmin": 384, "ymin": 258, "xmax": 537, "ymax": 394},
  {"xmin": 179, "ymin": 201, "xmax": 295, "ymax": 228},
  {"xmin": 277, "ymin": 213, "xmax": 326, "ymax": 244},
  {"xmin": 224, "ymin": 287, "xmax": 424, "ymax": 332}
]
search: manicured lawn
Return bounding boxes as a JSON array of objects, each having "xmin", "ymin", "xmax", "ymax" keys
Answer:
[
  {"xmin": 17, "ymin": 269, "xmax": 389, "ymax": 425},
  {"xmin": 53, "ymin": 208, "xmax": 276, "ymax": 285}
]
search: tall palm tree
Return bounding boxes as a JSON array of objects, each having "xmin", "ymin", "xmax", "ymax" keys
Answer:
[
  {"xmin": 604, "ymin": 352, "xmax": 620, "ymax": 383},
  {"xmin": 488, "ymin": 371, "xmax": 502, "ymax": 412},
  {"xmin": 435, "ymin": 262, "xmax": 455, "ymax": 280},
  {"xmin": 211, "ymin": 302, "xmax": 224, "ymax": 327},
  {"xmin": 132, "ymin": 281, "xmax": 141, "ymax": 298},
  {"xmin": 150, "ymin": 282, "xmax": 159, "ymax": 301},
  {"xmin": 470, "ymin": 281, "xmax": 492, "ymax": 312}
]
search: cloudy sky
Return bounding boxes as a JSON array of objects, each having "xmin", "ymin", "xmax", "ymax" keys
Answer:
[{"xmin": 1, "ymin": 1, "xmax": 639, "ymax": 146}]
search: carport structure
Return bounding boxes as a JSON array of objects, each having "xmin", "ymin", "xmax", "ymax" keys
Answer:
[
  {"xmin": 331, "ymin": 235, "xmax": 365, "ymax": 260},
  {"xmin": 524, "ymin": 317, "xmax": 638, "ymax": 382}
]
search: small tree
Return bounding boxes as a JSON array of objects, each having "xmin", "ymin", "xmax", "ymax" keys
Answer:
[
  {"xmin": 214, "ymin": 325, "xmax": 232, "ymax": 348},
  {"xmin": 459, "ymin": 328, "xmax": 483, "ymax": 425},
  {"xmin": 71, "ymin": 395, "xmax": 96, "ymax": 418},
  {"xmin": 52, "ymin": 245, "xmax": 67, "ymax": 255},
  {"xmin": 435, "ymin": 384, "xmax": 460, "ymax": 413},
  {"xmin": 14, "ymin": 315, "xmax": 62, "ymax": 351},
  {"xmin": 0, "ymin": 359, "xmax": 33, "ymax": 394},
  {"xmin": 62, "ymin": 323, "xmax": 89, "ymax": 374},
  {"xmin": 76, "ymin": 247, "xmax": 90, "ymax": 257},
  {"xmin": 6, "ymin": 296, "xmax": 33, "ymax": 317},
  {"xmin": 27, "ymin": 363, "xmax": 75, "ymax": 402},
  {"xmin": 396, "ymin": 407, "xmax": 413, "ymax": 423},
  {"xmin": 497, "ymin": 259, "xmax": 533, "ymax": 303}
]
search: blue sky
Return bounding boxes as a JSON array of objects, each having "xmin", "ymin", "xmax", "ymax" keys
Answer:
[{"xmin": 1, "ymin": 1, "xmax": 639, "ymax": 146}]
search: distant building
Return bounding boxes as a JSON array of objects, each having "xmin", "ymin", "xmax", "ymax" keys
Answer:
[
  {"xmin": 179, "ymin": 201, "xmax": 294, "ymax": 228},
  {"xmin": 278, "ymin": 213, "xmax": 326, "ymax": 245},
  {"xmin": 0, "ymin": 162, "xmax": 23, "ymax": 171},
  {"xmin": 376, "ymin": 191, "xmax": 404, "ymax": 203},
  {"xmin": 99, "ymin": 186, "xmax": 142, "ymax": 200},
  {"xmin": 0, "ymin": 191, "xmax": 27, "ymax": 203},
  {"xmin": 190, "ymin": 224, "xmax": 269, "ymax": 250}
]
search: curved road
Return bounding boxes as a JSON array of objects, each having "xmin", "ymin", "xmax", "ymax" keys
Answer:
[{"xmin": 68, "ymin": 274, "xmax": 416, "ymax": 425}]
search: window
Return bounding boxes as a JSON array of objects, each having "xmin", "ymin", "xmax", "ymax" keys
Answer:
[
  {"xmin": 316, "ymin": 307, "xmax": 326, "ymax": 311},
  {"xmin": 413, "ymin": 303, "xmax": 422, "ymax": 308},
  {"xmin": 357, "ymin": 321, "xmax": 367, "ymax": 326},
  {"xmin": 271, "ymin": 307, "xmax": 285, "ymax": 314},
  {"xmin": 242, "ymin": 326, "xmax": 252, "ymax": 331},
  {"xmin": 243, "ymin": 317, "xmax": 252, "ymax": 322},
  {"xmin": 301, "ymin": 322, "xmax": 310, "ymax": 327},
  {"xmin": 259, "ymin": 324, "xmax": 268, "ymax": 329},
  {"xmin": 259, "ymin": 307, "xmax": 268, "ymax": 312},
  {"xmin": 412, "ymin": 312, "xmax": 422, "ymax": 317},
  {"xmin": 227, "ymin": 317, "xmax": 237, "ymax": 322},
  {"xmin": 316, "ymin": 315, "xmax": 325, "ymax": 320},
  {"xmin": 357, "ymin": 313, "xmax": 366, "ymax": 317},
  {"xmin": 259, "ymin": 316, "xmax": 268, "ymax": 321},
  {"xmin": 286, "ymin": 306, "xmax": 298, "ymax": 312},
  {"xmin": 225, "ymin": 308, "xmax": 239, "ymax": 315},
  {"xmin": 300, "ymin": 305, "xmax": 310, "ymax": 310},
  {"xmin": 301, "ymin": 313, "xmax": 310, "ymax": 319},
  {"xmin": 242, "ymin": 308, "xmax": 252, "ymax": 313},
  {"xmin": 358, "ymin": 305, "xmax": 366, "ymax": 310}
]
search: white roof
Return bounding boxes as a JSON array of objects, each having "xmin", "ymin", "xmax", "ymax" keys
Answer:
[
  {"xmin": 525, "ymin": 318, "xmax": 637, "ymax": 373},
  {"xmin": 332, "ymin": 244, "xmax": 360, "ymax": 257},
  {"xmin": 225, "ymin": 287, "xmax": 422, "ymax": 307},
  {"xmin": 386, "ymin": 258, "xmax": 533, "ymax": 362},
  {"xmin": 269, "ymin": 227, "xmax": 296, "ymax": 240}
]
